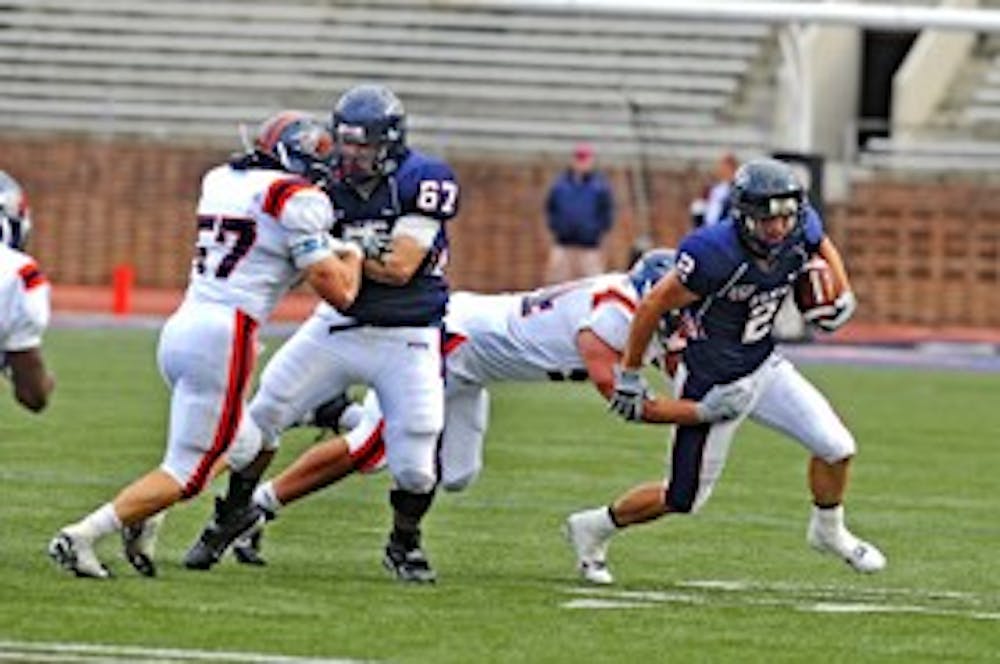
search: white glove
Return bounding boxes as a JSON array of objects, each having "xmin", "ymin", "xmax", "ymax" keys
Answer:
[
  {"xmin": 608, "ymin": 366, "xmax": 649, "ymax": 422},
  {"xmin": 694, "ymin": 376, "xmax": 755, "ymax": 423},
  {"xmin": 357, "ymin": 231, "xmax": 393, "ymax": 261},
  {"xmin": 805, "ymin": 291, "xmax": 857, "ymax": 333}
]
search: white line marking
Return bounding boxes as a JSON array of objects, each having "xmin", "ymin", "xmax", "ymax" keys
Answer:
[
  {"xmin": 563, "ymin": 599, "xmax": 655, "ymax": 609},
  {"xmin": 0, "ymin": 640, "xmax": 373, "ymax": 664},
  {"xmin": 560, "ymin": 580, "xmax": 1000, "ymax": 621}
]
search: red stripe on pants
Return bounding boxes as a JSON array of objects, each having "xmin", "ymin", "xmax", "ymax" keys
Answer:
[
  {"xmin": 351, "ymin": 420, "xmax": 386, "ymax": 473},
  {"xmin": 182, "ymin": 310, "xmax": 258, "ymax": 498}
]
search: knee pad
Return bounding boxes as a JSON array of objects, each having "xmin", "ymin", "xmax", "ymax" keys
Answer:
[
  {"xmin": 393, "ymin": 468, "xmax": 437, "ymax": 494},
  {"xmin": 817, "ymin": 430, "xmax": 857, "ymax": 464},
  {"xmin": 248, "ymin": 387, "xmax": 299, "ymax": 447},
  {"xmin": 440, "ymin": 467, "xmax": 480, "ymax": 493},
  {"xmin": 225, "ymin": 415, "xmax": 263, "ymax": 473}
]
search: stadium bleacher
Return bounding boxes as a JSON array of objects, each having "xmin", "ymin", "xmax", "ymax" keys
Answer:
[{"xmin": 0, "ymin": 0, "xmax": 776, "ymax": 162}]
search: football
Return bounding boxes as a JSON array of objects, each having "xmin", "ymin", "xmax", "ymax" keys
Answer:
[{"xmin": 793, "ymin": 257, "xmax": 837, "ymax": 313}]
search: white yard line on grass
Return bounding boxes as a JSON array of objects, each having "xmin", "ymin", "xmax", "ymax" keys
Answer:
[
  {"xmin": 560, "ymin": 580, "xmax": 1000, "ymax": 620},
  {"xmin": 0, "ymin": 640, "xmax": 374, "ymax": 664}
]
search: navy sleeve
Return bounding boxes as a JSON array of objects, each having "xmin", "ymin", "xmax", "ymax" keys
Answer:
[
  {"xmin": 400, "ymin": 158, "xmax": 460, "ymax": 223},
  {"xmin": 674, "ymin": 233, "xmax": 731, "ymax": 298},
  {"xmin": 546, "ymin": 180, "xmax": 560, "ymax": 232},
  {"xmin": 802, "ymin": 203, "xmax": 824, "ymax": 252}
]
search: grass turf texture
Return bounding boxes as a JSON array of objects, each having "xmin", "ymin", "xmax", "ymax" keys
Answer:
[{"xmin": 1, "ymin": 328, "xmax": 997, "ymax": 663}]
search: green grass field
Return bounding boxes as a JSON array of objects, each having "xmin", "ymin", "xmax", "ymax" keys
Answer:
[{"xmin": 1, "ymin": 328, "xmax": 998, "ymax": 663}]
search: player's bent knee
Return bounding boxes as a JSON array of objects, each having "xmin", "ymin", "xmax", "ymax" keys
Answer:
[
  {"xmin": 393, "ymin": 468, "xmax": 437, "ymax": 494},
  {"xmin": 816, "ymin": 431, "xmax": 857, "ymax": 464},
  {"xmin": 440, "ymin": 468, "xmax": 479, "ymax": 492},
  {"xmin": 249, "ymin": 391, "xmax": 298, "ymax": 443},
  {"xmin": 225, "ymin": 418, "xmax": 264, "ymax": 473}
]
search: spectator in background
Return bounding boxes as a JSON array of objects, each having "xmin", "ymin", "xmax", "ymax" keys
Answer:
[
  {"xmin": 0, "ymin": 171, "xmax": 55, "ymax": 413},
  {"xmin": 545, "ymin": 143, "xmax": 615, "ymax": 283},
  {"xmin": 700, "ymin": 151, "xmax": 739, "ymax": 227}
]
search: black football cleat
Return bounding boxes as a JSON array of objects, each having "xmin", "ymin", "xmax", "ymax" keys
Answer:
[
  {"xmin": 183, "ymin": 498, "xmax": 266, "ymax": 571},
  {"xmin": 382, "ymin": 535, "xmax": 437, "ymax": 584},
  {"xmin": 232, "ymin": 530, "xmax": 267, "ymax": 566},
  {"xmin": 121, "ymin": 514, "xmax": 165, "ymax": 578}
]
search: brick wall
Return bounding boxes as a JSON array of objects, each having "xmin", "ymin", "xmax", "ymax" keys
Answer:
[{"xmin": 4, "ymin": 135, "xmax": 1000, "ymax": 327}]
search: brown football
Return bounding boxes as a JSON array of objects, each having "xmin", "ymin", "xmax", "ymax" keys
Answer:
[{"xmin": 793, "ymin": 257, "xmax": 837, "ymax": 313}]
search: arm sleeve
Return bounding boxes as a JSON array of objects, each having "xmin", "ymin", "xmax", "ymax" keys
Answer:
[
  {"xmin": 582, "ymin": 300, "xmax": 633, "ymax": 353},
  {"xmin": 803, "ymin": 204, "xmax": 825, "ymax": 253},
  {"xmin": 674, "ymin": 235, "xmax": 725, "ymax": 298},
  {"xmin": 393, "ymin": 214, "xmax": 442, "ymax": 250},
  {"xmin": 4, "ymin": 282, "xmax": 50, "ymax": 351},
  {"xmin": 584, "ymin": 299, "xmax": 665, "ymax": 365},
  {"xmin": 406, "ymin": 160, "xmax": 460, "ymax": 223},
  {"xmin": 280, "ymin": 188, "xmax": 335, "ymax": 270}
]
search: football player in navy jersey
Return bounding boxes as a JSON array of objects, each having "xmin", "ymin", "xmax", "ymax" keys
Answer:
[
  {"xmin": 565, "ymin": 157, "xmax": 886, "ymax": 584},
  {"xmin": 183, "ymin": 84, "xmax": 459, "ymax": 583}
]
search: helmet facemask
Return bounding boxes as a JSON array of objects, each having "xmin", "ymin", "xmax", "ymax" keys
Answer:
[
  {"xmin": 737, "ymin": 195, "xmax": 802, "ymax": 259},
  {"xmin": 730, "ymin": 158, "xmax": 806, "ymax": 260},
  {"xmin": 331, "ymin": 84, "xmax": 407, "ymax": 188}
]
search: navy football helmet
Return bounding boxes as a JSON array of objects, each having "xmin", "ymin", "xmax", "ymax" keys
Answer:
[
  {"xmin": 331, "ymin": 83, "xmax": 407, "ymax": 182},
  {"xmin": 729, "ymin": 157, "xmax": 804, "ymax": 259},
  {"xmin": 242, "ymin": 110, "xmax": 334, "ymax": 182},
  {"xmin": 0, "ymin": 171, "xmax": 32, "ymax": 251}
]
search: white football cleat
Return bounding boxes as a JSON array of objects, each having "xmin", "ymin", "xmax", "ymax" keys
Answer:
[
  {"xmin": 564, "ymin": 512, "xmax": 614, "ymax": 585},
  {"xmin": 48, "ymin": 531, "xmax": 111, "ymax": 579},
  {"xmin": 807, "ymin": 518, "xmax": 886, "ymax": 573}
]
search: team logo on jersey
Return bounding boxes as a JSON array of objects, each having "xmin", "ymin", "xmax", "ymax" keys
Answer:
[
  {"xmin": 727, "ymin": 284, "xmax": 757, "ymax": 302},
  {"xmin": 747, "ymin": 285, "xmax": 790, "ymax": 307}
]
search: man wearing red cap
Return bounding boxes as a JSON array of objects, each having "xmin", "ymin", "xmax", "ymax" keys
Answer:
[{"xmin": 544, "ymin": 143, "xmax": 615, "ymax": 283}]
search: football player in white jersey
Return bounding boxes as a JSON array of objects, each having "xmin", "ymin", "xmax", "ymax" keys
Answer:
[
  {"xmin": 47, "ymin": 111, "xmax": 364, "ymax": 579},
  {"xmin": 182, "ymin": 85, "xmax": 463, "ymax": 582},
  {"xmin": 221, "ymin": 250, "xmax": 751, "ymax": 566},
  {"xmin": 0, "ymin": 171, "xmax": 55, "ymax": 412}
]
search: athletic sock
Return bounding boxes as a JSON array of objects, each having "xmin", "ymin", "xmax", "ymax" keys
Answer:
[
  {"xmin": 813, "ymin": 503, "xmax": 846, "ymax": 535},
  {"xmin": 252, "ymin": 481, "xmax": 282, "ymax": 514},
  {"xmin": 65, "ymin": 503, "xmax": 122, "ymax": 541}
]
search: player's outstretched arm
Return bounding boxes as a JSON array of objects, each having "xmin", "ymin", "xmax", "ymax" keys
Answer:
[
  {"xmin": 304, "ymin": 242, "xmax": 363, "ymax": 310},
  {"xmin": 577, "ymin": 330, "xmax": 701, "ymax": 425},
  {"xmin": 5, "ymin": 347, "xmax": 55, "ymax": 412},
  {"xmin": 620, "ymin": 272, "xmax": 698, "ymax": 370}
]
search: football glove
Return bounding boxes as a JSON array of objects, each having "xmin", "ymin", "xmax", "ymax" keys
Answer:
[
  {"xmin": 694, "ymin": 376, "xmax": 756, "ymax": 423},
  {"xmin": 806, "ymin": 291, "xmax": 857, "ymax": 333},
  {"xmin": 609, "ymin": 366, "xmax": 649, "ymax": 422},
  {"xmin": 348, "ymin": 230, "xmax": 393, "ymax": 261}
]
